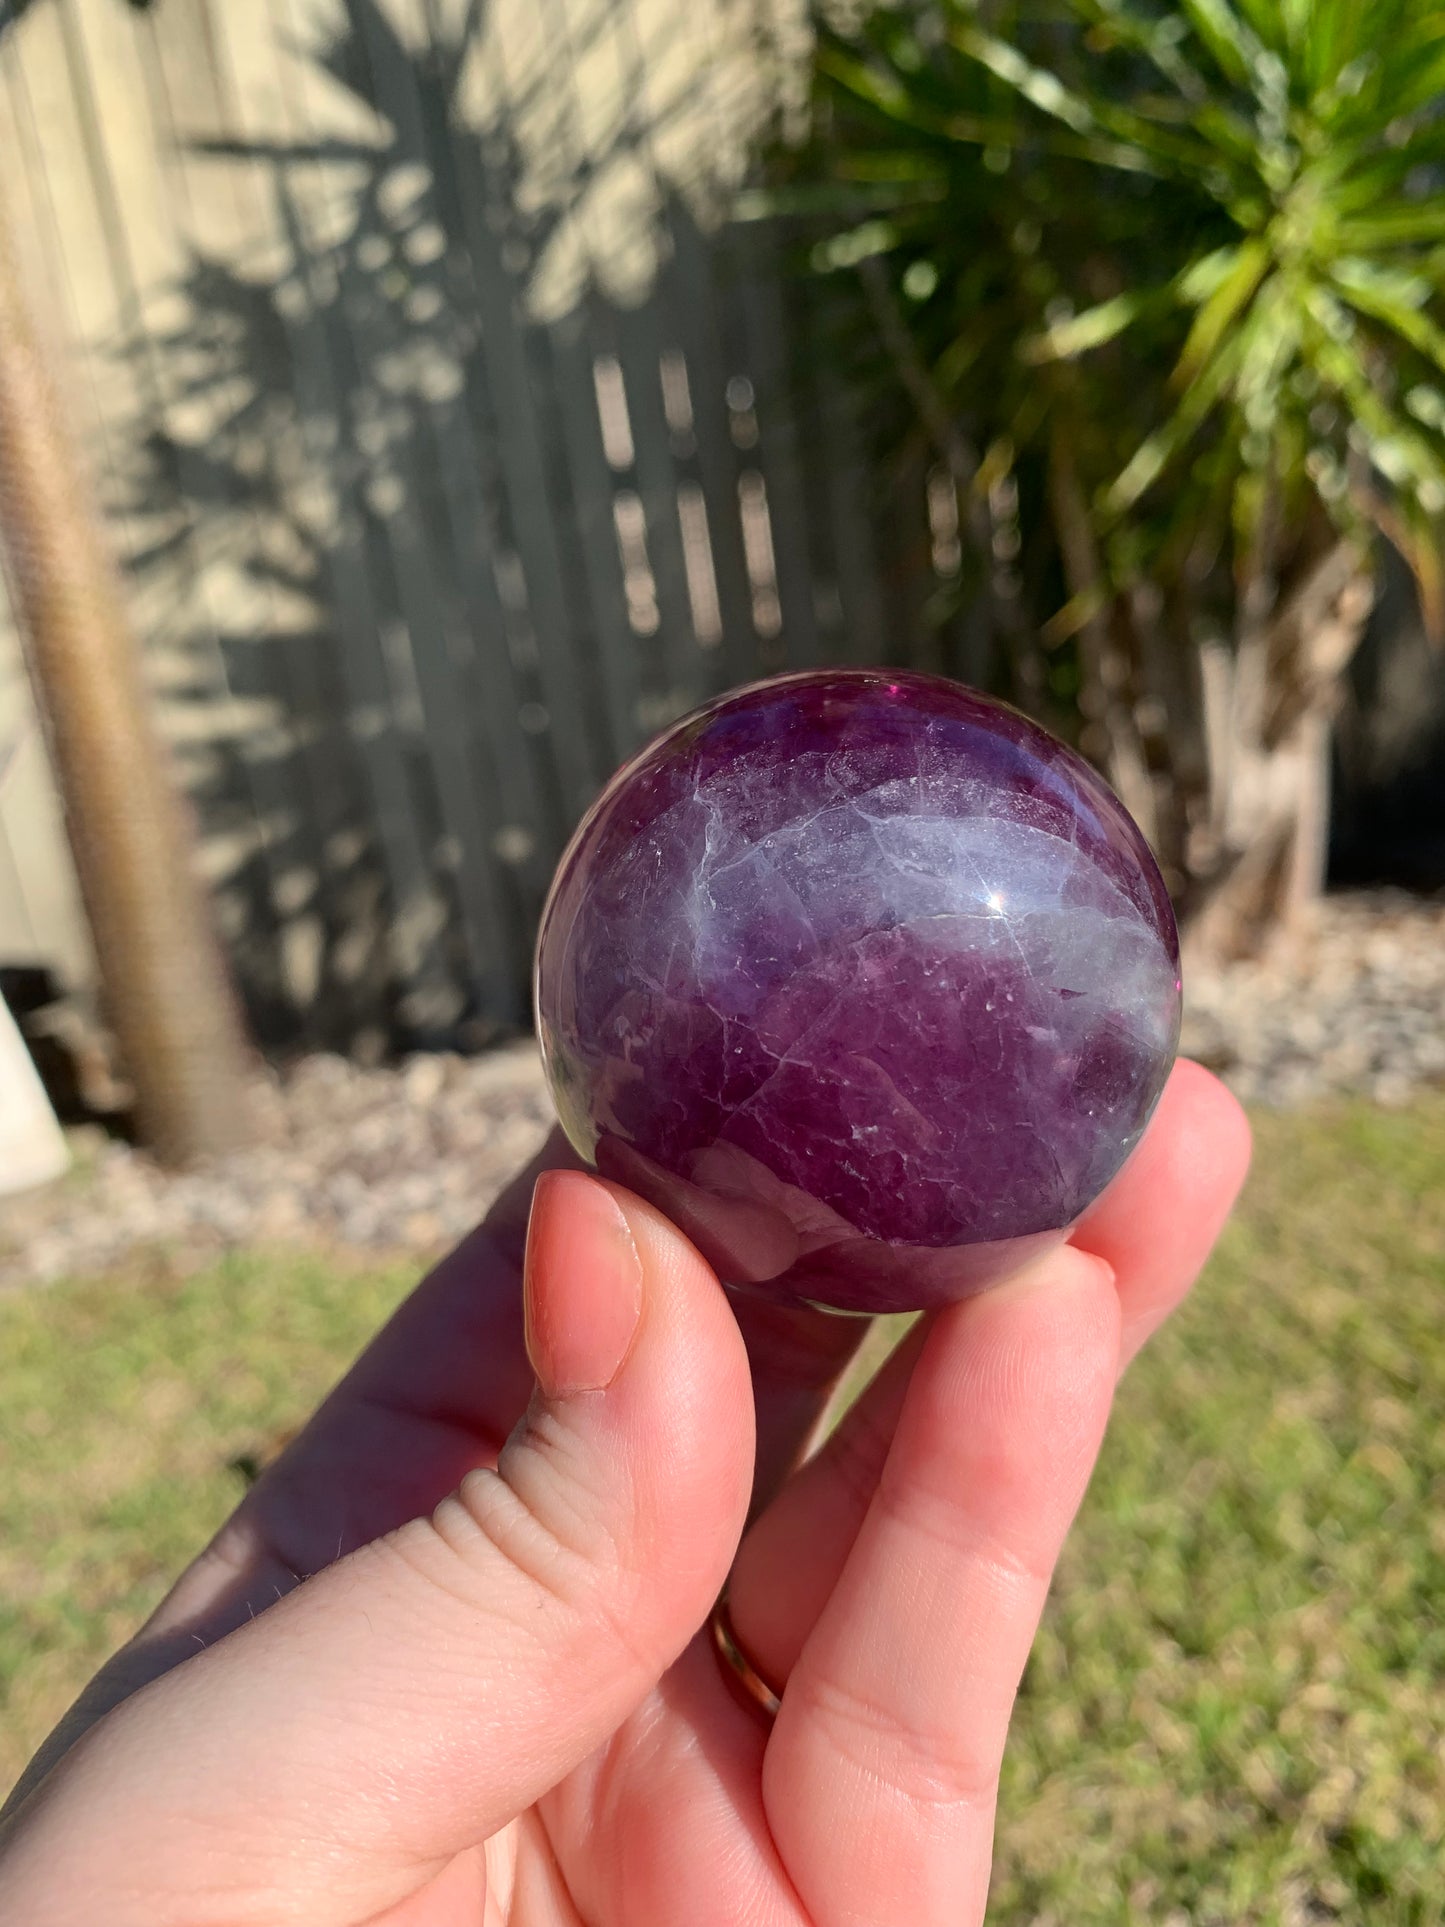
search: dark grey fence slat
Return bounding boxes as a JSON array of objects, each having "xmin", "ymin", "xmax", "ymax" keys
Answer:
[
  {"xmin": 329, "ymin": 0, "xmax": 553, "ymax": 874},
  {"xmin": 269, "ymin": 166, "xmax": 459, "ymax": 1031},
  {"xmin": 528, "ymin": 310, "xmax": 656, "ymax": 785},
  {"xmin": 515, "ymin": 0, "xmax": 660, "ymax": 765},
  {"xmin": 783, "ymin": 276, "xmax": 893, "ymax": 668},
  {"xmin": 817, "ymin": 364, "xmax": 891, "ymax": 666},
  {"xmin": 661, "ymin": 220, "xmax": 759, "ymax": 695},
  {"xmin": 730, "ymin": 241, "xmax": 824, "ymax": 668},
  {"xmin": 322, "ymin": 228, "xmax": 517, "ymax": 1021},
  {"xmin": 314, "ymin": 0, "xmax": 554, "ymax": 917},
  {"xmin": 340, "ymin": 0, "xmax": 605, "ymax": 829},
  {"xmin": 787, "ymin": 299, "xmax": 849, "ymax": 663},
  {"xmin": 422, "ymin": 390, "xmax": 551, "ymax": 901},
  {"xmin": 270, "ymin": 0, "xmax": 546, "ymax": 1022},
  {"xmin": 379, "ymin": 508, "xmax": 520, "ymax": 1024},
  {"xmin": 250, "ymin": 0, "xmax": 452, "ymax": 1038},
  {"xmin": 258, "ymin": 4, "xmax": 462, "ymax": 1031},
  {"xmin": 610, "ymin": 299, "xmax": 700, "ymax": 717},
  {"xmin": 466, "ymin": 252, "xmax": 608, "ymax": 820},
  {"xmin": 548, "ymin": 311, "xmax": 644, "ymax": 765},
  {"xmin": 884, "ymin": 445, "xmax": 937, "ymax": 673}
]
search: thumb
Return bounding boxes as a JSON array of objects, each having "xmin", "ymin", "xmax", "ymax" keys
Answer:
[{"xmin": 0, "ymin": 1174, "xmax": 755, "ymax": 1927}]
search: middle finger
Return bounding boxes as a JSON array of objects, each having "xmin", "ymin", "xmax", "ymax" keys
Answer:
[{"xmin": 727, "ymin": 1060, "xmax": 1250, "ymax": 1687}]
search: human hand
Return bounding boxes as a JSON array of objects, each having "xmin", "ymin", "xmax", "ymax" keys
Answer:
[{"xmin": 0, "ymin": 1061, "xmax": 1248, "ymax": 1926}]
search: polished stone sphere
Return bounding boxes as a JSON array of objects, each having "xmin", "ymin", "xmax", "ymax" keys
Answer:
[{"xmin": 535, "ymin": 670, "xmax": 1181, "ymax": 1314}]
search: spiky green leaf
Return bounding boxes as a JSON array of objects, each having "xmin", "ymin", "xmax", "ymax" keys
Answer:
[
  {"xmin": 1173, "ymin": 239, "xmax": 1270, "ymax": 383},
  {"xmin": 1109, "ymin": 327, "xmax": 1251, "ymax": 512},
  {"xmin": 1021, "ymin": 291, "xmax": 1152, "ymax": 362},
  {"xmin": 1330, "ymin": 259, "xmax": 1445, "ymax": 379}
]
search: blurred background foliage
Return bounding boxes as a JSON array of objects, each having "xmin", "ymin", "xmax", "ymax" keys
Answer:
[{"xmin": 769, "ymin": 0, "xmax": 1445, "ymax": 958}]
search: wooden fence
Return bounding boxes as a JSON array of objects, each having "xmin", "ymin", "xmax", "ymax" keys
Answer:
[{"xmin": 0, "ymin": 0, "xmax": 978, "ymax": 1052}]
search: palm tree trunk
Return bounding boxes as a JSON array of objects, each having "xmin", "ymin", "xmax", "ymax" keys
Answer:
[
  {"xmin": 1183, "ymin": 541, "xmax": 1374, "ymax": 964},
  {"xmin": 0, "ymin": 192, "xmax": 253, "ymax": 1163}
]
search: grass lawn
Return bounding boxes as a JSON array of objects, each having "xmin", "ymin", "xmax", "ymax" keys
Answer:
[{"xmin": 3, "ymin": 1098, "xmax": 1445, "ymax": 1921}]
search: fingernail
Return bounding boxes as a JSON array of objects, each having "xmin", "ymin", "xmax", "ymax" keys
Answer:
[{"xmin": 524, "ymin": 1170, "xmax": 644, "ymax": 1399}]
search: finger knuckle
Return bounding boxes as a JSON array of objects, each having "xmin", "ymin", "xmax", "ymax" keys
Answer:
[
  {"xmin": 823, "ymin": 1400, "xmax": 895, "ymax": 1515},
  {"xmin": 381, "ymin": 1417, "xmax": 652, "ymax": 1677},
  {"xmin": 798, "ymin": 1669, "xmax": 999, "ymax": 1815},
  {"xmin": 877, "ymin": 1472, "xmax": 1055, "ymax": 1597},
  {"xmin": 446, "ymin": 1429, "xmax": 620, "ymax": 1604}
]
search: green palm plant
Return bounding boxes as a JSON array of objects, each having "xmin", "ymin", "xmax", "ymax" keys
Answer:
[{"xmin": 779, "ymin": 0, "xmax": 1445, "ymax": 957}]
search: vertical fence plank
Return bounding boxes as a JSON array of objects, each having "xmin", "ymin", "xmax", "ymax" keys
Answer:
[
  {"xmin": 268, "ymin": 162, "xmax": 462, "ymax": 1039},
  {"xmin": 0, "ymin": 26, "xmax": 137, "ymax": 561},
  {"xmin": 197, "ymin": 0, "xmax": 402, "ymax": 934},
  {"xmin": 374, "ymin": 498, "xmax": 521, "ymax": 1025},
  {"xmin": 465, "ymin": 242, "xmax": 610, "ymax": 820},
  {"xmin": 786, "ymin": 292, "xmax": 849, "ymax": 664},
  {"xmin": 334, "ymin": 0, "xmax": 560, "ymax": 862},
  {"xmin": 783, "ymin": 275, "xmax": 894, "ymax": 669},
  {"xmin": 728, "ymin": 238, "xmax": 823, "ymax": 668},
  {"xmin": 422, "ymin": 375, "xmax": 552, "ymax": 901},
  {"xmin": 547, "ymin": 309, "xmax": 645, "ymax": 762},
  {"xmin": 319, "ymin": 0, "xmax": 558, "ymax": 1012},
  {"xmin": 254, "ymin": 0, "xmax": 478, "ymax": 1035},
  {"xmin": 661, "ymin": 215, "xmax": 759, "ymax": 696},
  {"xmin": 345, "ymin": 0, "xmax": 607, "ymax": 833},
  {"xmin": 246, "ymin": 0, "xmax": 467, "ymax": 1039},
  {"xmin": 818, "ymin": 365, "xmax": 892, "ymax": 666},
  {"xmin": 610, "ymin": 297, "xmax": 699, "ymax": 717},
  {"xmin": 324, "ymin": 255, "xmax": 513, "ymax": 1026}
]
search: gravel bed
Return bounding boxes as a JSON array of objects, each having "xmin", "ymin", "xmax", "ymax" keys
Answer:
[
  {"xmin": 0, "ymin": 1043, "xmax": 556, "ymax": 1288},
  {"xmin": 3, "ymin": 890, "xmax": 1443, "ymax": 1287},
  {"xmin": 1181, "ymin": 889, "xmax": 1445, "ymax": 1107}
]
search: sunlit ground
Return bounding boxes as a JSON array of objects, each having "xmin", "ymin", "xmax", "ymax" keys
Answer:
[{"xmin": 3, "ymin": 1097, "xmax": 1444, "ymax": 1920}]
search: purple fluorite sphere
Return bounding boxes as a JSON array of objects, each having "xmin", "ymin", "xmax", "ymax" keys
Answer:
[{"xmin": 535, "ymin": 670, "xmax": 1181, "ymax": 1314}]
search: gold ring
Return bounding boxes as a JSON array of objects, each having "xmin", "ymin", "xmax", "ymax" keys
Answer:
[{"xmin": 709, "ymin": 1593, "xmax": 783, "ymax": 1723}]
